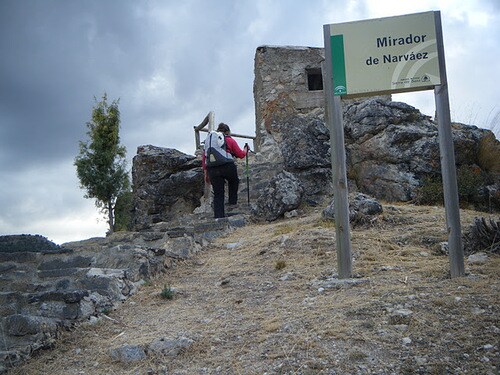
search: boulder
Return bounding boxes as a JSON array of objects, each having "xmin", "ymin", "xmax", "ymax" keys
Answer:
[
  {"xmin": 252, "ymin": 171, "xmax": 304, "ymax": 221},
  {"xmin": 323, "ymin": 193, "xmax": 383, "ymax": 225},
  {"xmin": 109, "ymin": 345, "xmax": 146, "ymax": 363},
  {"xmin": 132, "ymin": 145, "xmax": 204, "ymax": 230},
  {"xmin": 148, "ymin": 336, "xmax": 194, "ymax": 357}
]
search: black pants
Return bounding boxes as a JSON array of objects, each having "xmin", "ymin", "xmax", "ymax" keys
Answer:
[{"xmin": 207, "ymin": 162, "xmax": 239, "ymax": 218}]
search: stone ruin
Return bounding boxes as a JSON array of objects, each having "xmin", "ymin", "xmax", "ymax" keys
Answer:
[
  {"xmin": 1, "ymin": 45, "xmax": 499, "ymax": 373},
  {"xmin": 0, "ymin": 217, "xmax": 246, "ymax": 373}
]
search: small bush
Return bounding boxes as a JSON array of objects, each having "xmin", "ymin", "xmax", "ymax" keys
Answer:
[
  {"xmin": 114, "ymin": 190, "xmax": 133, "ymax": 232},
  {"xmin": 160, "ymin": 285, "xmax": 175, "ymax": 300},
  {"xmin": 478, "ymin": 132, "xmax": 500, "ymax": 174},
  {"xmin": 274, "ymin": 225, "xmax": 295, "ymax": 236},
  {"xmin": 415, "ymin": 175, "xmax": 444, "ymax": 205},
  {"xmin": 416, "ymin": 165, "xmax": 487, "ymax": 207},
  {"xmin": 456, "ymin": 164, "xmax": 486, "ymax": 204},
  {"xmin": 275, "ymin": 260, "xmax": 287, "ymax": 270}
]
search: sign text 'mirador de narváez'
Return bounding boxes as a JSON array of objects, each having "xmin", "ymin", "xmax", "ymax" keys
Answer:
[
  {"xmin": 328, "ymin": 11, "xmax": 441, "ymax": 96},
  {"xmin": 366, "ymin": 33, "xmax": 429, "ymax": 65}
]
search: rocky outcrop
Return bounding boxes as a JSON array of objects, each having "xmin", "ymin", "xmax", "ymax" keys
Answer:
[
  {"xmin": 252, "ymin": 45, "xmax": 499, "ymax": 213},
  {"xmin": 132, "ymin": 145, "xmax": 204, "ymax": 230},
  {"xmin": 342, "ymin": 98, "xmax": 497, "ymax": 202},
  {"xmin": 129, "ymin": 99, "xmax": 498, "ymax": 228},
  {"xmin": 343, "ymin": 98, "xmax": 439, "ymax": 201},
  {"xmin": 253, "ymin": 97, "xmax": 499, "ymax": 211},
  {"xmin": 128, "ymin": 48, "xmax": 498, "ymax": 227}
]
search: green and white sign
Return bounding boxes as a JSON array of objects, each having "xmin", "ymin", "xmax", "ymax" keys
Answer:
[{"xmin": 328, "ymin": 11, "xmax": 441, "ymax": 96}]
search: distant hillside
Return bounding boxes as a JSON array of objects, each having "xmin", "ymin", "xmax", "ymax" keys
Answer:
[{"xmin": 0, "ymin": 234, "xmax": 63, "ymax": 253}]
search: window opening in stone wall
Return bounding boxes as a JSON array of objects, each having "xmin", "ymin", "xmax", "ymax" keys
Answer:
[{"xmin": 307, "ymin": 68, "xmax": 323, "ymax": 91}]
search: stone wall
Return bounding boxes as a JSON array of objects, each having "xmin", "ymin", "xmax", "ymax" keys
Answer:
[
  {"xmin": 253, "ymin": 45, "xmax": 326, "ymax": 158},
  {"xmin": 0, "ymin": 215, "xmax": 246, "ymax": 373}
]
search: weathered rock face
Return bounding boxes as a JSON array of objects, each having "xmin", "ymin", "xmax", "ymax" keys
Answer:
[
  {"xmin": 344, "ymin": 98, "xmax": 499, "ymax": 204},
  {"xmin": 132, "ymin": 145, "xmax": 204, "ymax": 230},
  {"xmin": 343, "ymin": 98, "xmax": 439, "ymax": 201},
  {"xmin": 251, "ymin": 171, "xmax": 304, "ymax": 221},
  {"xmin": 277, "ymin": 115, "xmax": 333, "ymax": 202}
]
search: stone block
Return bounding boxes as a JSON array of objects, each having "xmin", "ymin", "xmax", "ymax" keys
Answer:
[
  {"xmin": 4, "ymin": 314, "xmax": 58, "ymax": 336},
  {"xmin": 38, "ymin": 255, "xmax": 94, "ymax": 271},
  {"xmin": 109, "ymin": 344, "xmax": 146, "ymax": 362}
]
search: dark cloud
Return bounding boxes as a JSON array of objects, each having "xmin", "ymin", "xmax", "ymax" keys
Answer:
[{"xmin": 0, "ymin": 1, "xmax": 156, "ymax": 170}]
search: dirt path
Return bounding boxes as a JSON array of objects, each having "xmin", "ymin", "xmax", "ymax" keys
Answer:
[{"xmin": 11, "ymin": 205, "xmax": 499, "ymax": 374}]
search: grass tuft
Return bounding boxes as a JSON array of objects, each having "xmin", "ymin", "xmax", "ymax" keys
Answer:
[
  {"xmin": 160, "ymin": 285, "xmax": 175, "ymax": 300},
  {"xmin": 275, "ymin": 259, "xmax": 287, "ymax": 270}
]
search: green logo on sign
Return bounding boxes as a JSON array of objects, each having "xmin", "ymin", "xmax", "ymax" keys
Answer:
[
  {"xmin": 334, "ymin": 85, "xmax": 347, "ymax": 95},
  {"xmin": 331, "ymin": 34, "xmax": 347, "ymax": 96}
]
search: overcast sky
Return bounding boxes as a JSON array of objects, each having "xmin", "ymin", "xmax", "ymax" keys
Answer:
[{"xmin": 1, "ymin": 0, "xmax": 499, "ymax": 244}]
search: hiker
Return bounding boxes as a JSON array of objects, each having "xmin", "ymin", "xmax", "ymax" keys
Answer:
[{"xmin": 203, "ymin": 122, "xmax": 248, "ymax": 218}]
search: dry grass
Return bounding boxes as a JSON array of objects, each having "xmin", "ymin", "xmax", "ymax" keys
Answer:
[
  {"xmin": 478, "ymin": 132, "xmax": 500, "ymax": 174},
  {"xmin": 10, "ymin": 204, "xmax": 499, "ymax": 374}
]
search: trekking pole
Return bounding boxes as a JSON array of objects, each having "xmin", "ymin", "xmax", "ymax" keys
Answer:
[{"xmin": 245, "ymin": 143, "xmax": 250, "ymax": 205}]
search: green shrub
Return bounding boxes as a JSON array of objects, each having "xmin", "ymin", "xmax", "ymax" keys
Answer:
[
  {"xmin": 456, "ymin": 165, "xmax": 486, "ymax": 204},
  {"xmin": 275, "ymin": 260, "xmax": 287, "ymax": 270},
  {"xmin": 160, "ymin": 285, "xmax": 175, "ymax": 300},
  {"xmin": 114, "ymin": 190, "xmax": 133, "ymax": 231},
  {"xmin": 416, "ymin": 165, "xmax": 486, "ymax": 207},
  {"xmin": 478, "ymin": 132, "xmax": 500, "ymax": 174},
  {"xmin": 415, "ymin": 175, "xmax": 444, "ymax": 205}
]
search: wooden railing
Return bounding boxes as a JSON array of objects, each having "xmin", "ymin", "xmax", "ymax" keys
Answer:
[{"xmin": 194, "ymin": 111, "xmax": 256, "ymax": 151}]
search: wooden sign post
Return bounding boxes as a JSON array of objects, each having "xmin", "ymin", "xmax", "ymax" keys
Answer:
[{"xmin": 323, "ymin": 11, "xmax": 464, "ymax": 278}]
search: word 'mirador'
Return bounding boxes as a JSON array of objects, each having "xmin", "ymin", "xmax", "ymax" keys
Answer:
[{"xmin": 376, "ymin": 34, "xmax": 427, "ymax": 48}]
